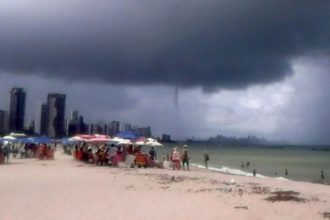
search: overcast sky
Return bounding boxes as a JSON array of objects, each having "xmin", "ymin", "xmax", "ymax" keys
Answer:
[{"xmin": 0, "ymin": 1, "xmax": 329, "ymax": 144}]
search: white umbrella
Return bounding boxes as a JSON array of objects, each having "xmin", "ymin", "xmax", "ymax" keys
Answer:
[
  {"xmin": 3, "ymin": 135, "xmax": 16, "ymax": 140},
  {"xmin": 146, "ymin": 138, "xmax": 163, "ymax": 147},
  {"xmin": 109, "ymin": 137, "xmax": 132, "ymax": 145},
  {"xmin": 9, "ymin": 132, "xmax": 26, "ymax": 137}
]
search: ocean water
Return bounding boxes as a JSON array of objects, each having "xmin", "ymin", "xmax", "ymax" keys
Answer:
[{"xmin": 151, "ymin": 143, "xmax": 330, "ymax": 184}]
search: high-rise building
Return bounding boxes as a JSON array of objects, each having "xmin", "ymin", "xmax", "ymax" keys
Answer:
[
  {"xmin": 34, "ymin": 103, "xmax": 48, "ymax": 135},
  {"xmin": 68, "ymin": 111, "xmax": 87, "ymax": 136},
  {"xmin": 162, "ymin": 134, "xmax": 172, "ymax": 142},
  {"xmin": 120, "ymin": 122, "xmax": 132, "ymax": 132},
  {"xmin": 35, "ymin": 102, "xmax": 48, "ymax": 135},
  {"xmin": 9, "ymin": 87, "xmax": 26, "ymax": 132},
  {"xmin": 40, "ymin": 103, "xmax": 48, "ymax": 135},
  {"xmin": 47, "ymin": 93, "xmax": 66, "ymax": 138},
  {"xmin": 109, "ymin": 121, "xmax": 120, "ymax": 136},
  {"xmin": 71, "ymin": 110, "xmax": 79, "ymax": 121},
  {"xmin": 0, "ymin": 110, "xmax": 9, "ymax": 135},
  {"xmin": 135, "ymin": 126, "xmax": 152, "ymax": 137}
]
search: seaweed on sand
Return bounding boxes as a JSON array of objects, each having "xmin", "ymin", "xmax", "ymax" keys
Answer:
[{"xmin": 265, "ymin": 190, "xmax": 307, "ymax": 203}]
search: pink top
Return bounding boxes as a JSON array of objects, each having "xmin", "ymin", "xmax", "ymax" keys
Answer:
[{"xmin": 172, "ymin": 150, "xmax": 181, "ymax": 161}]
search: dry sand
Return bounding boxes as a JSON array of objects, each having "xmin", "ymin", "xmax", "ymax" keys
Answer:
[{"xmin": 1, "ymin": 150, "xmax": 330, "ymax": 220}]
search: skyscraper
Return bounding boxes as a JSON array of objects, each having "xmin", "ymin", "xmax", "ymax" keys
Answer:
[
  {"xmin": 0, "ymin": 110, "xmax": 8, "ymax": 135},
  {"xmin": 9, "ymin": 87, "xmax": 26, "ymax": 132},
  {"xmin": 35, "ymin": 102, "xmax": 48, "ymax": 135},
  {"xmin": 109, "ymin": 121, "xmax": 120, "ymax": 136},
  {"xmin": 47, "ymin": 93, "xmax": 66, "ymax": 138},
  {"xmin": 68, "ymin": 110, "xmax": 87, "ymax": 136}
]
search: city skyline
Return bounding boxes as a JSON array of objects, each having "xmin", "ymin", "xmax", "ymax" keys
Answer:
[{"xmin": 0, "ymin": 87, "xmax": 153, "ymax": 138}]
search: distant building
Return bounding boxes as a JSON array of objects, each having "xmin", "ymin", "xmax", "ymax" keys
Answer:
[
  {"xmin": 0, "ymin": 110, "xmax": 9, "ymax": 135},
  {"xmin": 40, "ymin": 103, "xmax": 48, "ymax": 135},
  {"xmin": 109, "ymin": 121, "xmax": 120, "ymax": 136},
  {"xmin": 68, "ymin": 111, "xmax": 87, "ymax": 136},
  {"xmin": 9, "ymin": 87, "xmax": 26, "ymax": 132},
  {"xmin": 35, "ymin": 102, "xmax": 48, "ymax": 135},
  {"xmin": 88, "ymin": 123, "xmax": 104, "ymax": 135},
  {"xmin": 47, "ymin": 93, "xmax": 66, "ymax": 138},
  {"xmin": 103, "ymin": 124, "xmax": 108, "ymax": 135},
  {"xmin": 136, "ymin": 126, "xmax": 151, "ymax": 137},
  {"xmin": 162, "ymin": 134, "xmax": 172, "ymax": 142},
  {"xmin": 120, "ymin": 122, "xmax": 132, "ymax": 132},
  {"xmin": 71, "ymin": 110, "xmax": 79, "ymax": 121}
]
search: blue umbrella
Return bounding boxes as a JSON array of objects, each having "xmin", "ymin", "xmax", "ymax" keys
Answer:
[
  {"xmin": 34, "ymin": 136, "xmax": 52, "ymax": 144},
  {"xmin": 116, "ymin": 131, "xmax": 140, "ymax": 140}
]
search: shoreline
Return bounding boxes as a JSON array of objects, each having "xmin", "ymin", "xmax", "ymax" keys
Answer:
[{"xmin": 189, "ymin": 162, "xmax": 330, "ymax": 186}]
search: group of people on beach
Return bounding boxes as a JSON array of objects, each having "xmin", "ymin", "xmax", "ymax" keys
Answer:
[
  {"xmin": 0, "ymin": 143, "xmax": 11, "ymax": 164},
  {"xmin": 0, "ymin": 142, "xmax": 55, "ymax": 164},
  {"xmin": 68, "ymin": 142, "xmax": 211, "ymax": 171},
  {"xmin": 70, "ymin": 143, "xmax": 164, "ymax": 168},
  {"xmin": 169, "ymin": 146, "xmax": 190, "ymax": 170},
  {"xmin": 165, "ymin": 146, "xmax": 210, "ymax": 171}
]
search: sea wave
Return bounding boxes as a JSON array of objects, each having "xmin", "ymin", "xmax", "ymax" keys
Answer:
[{"xmin": 191, "ymin": 163, "xmax": 288, "ymax": 181}]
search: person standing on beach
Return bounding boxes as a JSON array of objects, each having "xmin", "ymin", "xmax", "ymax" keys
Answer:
[
  {"xmin": 321, "ymin": 170, "xmax": 325, "ymax": 180},
  {"xmin": 172, "ymin": 147, "xmax": 181, "ymax": 170},
  {"xmin": 204, "ymin": 151, "xmax": 209, "ymax": 168},
  {"xmin": 182, "ymin": 145, "xmax": 190, "ymax": 170},
  {"xmin": 149, "ymin": 147, "xmax": 157, "ymax": 160},
  {"xmin": 4, "ymin": 144, "xmax": 11, "ymax": 163}
]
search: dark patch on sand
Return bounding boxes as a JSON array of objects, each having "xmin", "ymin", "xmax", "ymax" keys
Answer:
[
  {"xmin": 265, "ymin": 191, "xmax": 307, "ymax": 203},
  {"xmin": 322, "ymin": 212, "xmax": 330, "ymax": 219},
  {"xmin": 195, "ymin": 187, "xmax": 232, "ymax": 193},
  {"xmin": 234, "ymin": 206, "xmax": 248, "ymax": 210}
]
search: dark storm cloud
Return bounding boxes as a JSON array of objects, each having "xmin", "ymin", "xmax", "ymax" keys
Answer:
[{"xmin": 0, "ymin": 0, "xmax": 329, "ymax": 90}]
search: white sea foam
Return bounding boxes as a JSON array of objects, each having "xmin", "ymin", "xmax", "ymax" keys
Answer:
[{"xmin": 191, "ymin": 163, "xmax": 288, "ymax": 180}]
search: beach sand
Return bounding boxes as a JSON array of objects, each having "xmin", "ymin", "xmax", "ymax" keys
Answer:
[{"xmin": 1, "ymin": 150, "xmax": 329, "ymax": 220}]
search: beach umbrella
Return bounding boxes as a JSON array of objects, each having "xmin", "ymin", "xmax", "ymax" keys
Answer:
[
  {"xmin": 135, "ymin": 137, "xmax": 147, "ymax": 145},
  {"xmin": 145, "ymin": 138, "xmax": 163, "ymax": 147},
  {"xmin": 33, "ymin": 136, "xmax": 52, "ymax": 144},
  {"xmin": 109, "ymin": 137, "xmax": 132, "ymax": 145},
  {"xmin": 9, "ymin": 132, "xmax": 27, "ymax": 138},
  {"xmin": 2, "ymin": 135, "xmax": 16, "ymax": 140},
  {"xmin": 86, "ymin": 137, "xmax": 112, "ymax": 144},
  {"xmin": 116, "ymin": 131, "xmax": 140, "ymax": 140},
  {"xmin": 61, "ymin": 138, "xmax": 77, "ymax": 145}
]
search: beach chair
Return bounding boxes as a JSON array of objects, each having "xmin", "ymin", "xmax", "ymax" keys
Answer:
[{"xmin": 125, "ymin": 154, "xmax": 136, "ymax": 168}]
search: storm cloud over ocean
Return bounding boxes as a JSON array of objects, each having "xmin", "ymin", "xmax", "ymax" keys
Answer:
[
  {"xmin": 0, "ymin": 0, "xmax": 329, "ymax": 90},
  {"xmin": 0, "ymin": 1, "xmax": 330, "ymax": 143}
]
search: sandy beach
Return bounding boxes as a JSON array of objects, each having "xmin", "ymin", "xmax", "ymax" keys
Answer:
[{"xmin": 1, "ymin": 150, "xmax": 329, "ymax": 220}]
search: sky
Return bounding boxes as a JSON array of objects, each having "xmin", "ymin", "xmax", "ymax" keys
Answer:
[{"xmin": 0, "ymin": 1, "xmax": 329, "ymax": 144}]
